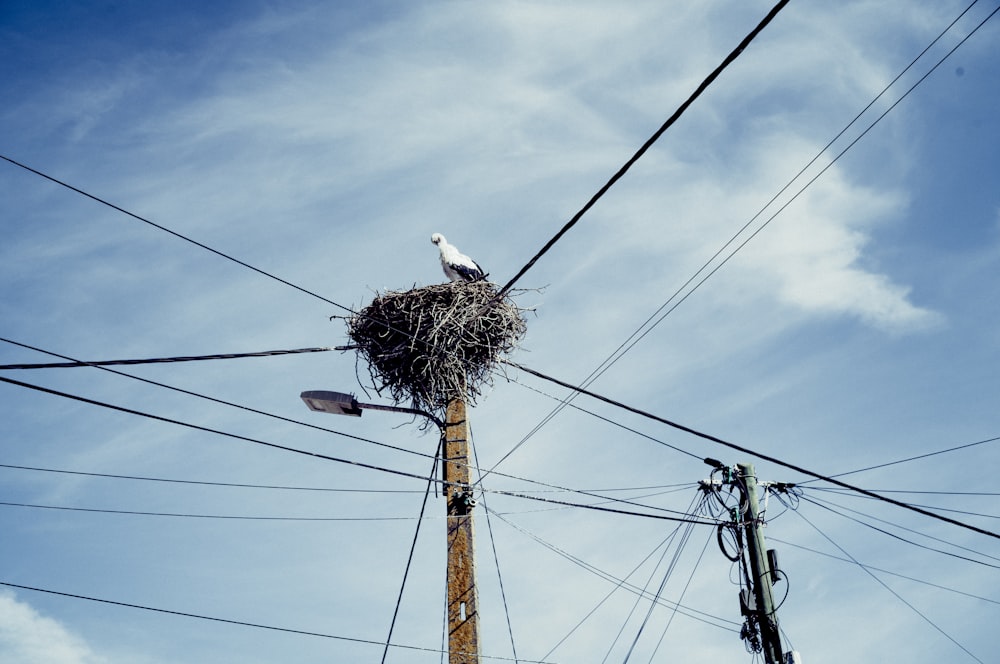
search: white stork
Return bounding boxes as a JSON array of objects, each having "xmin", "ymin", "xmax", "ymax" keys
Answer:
[{"xmin": 431, "ymin": 233, "xmax": 486, "ymax": 283}]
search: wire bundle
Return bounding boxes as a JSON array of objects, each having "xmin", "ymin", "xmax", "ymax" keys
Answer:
[{"xmin": 347, "ymin": 281, "xmax": 527, "ymax": 416}]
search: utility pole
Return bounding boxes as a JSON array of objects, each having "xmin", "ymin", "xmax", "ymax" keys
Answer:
[
  {"xmin": 737, "ymin": 462, "xmax": 785, "ymax": 664},
  {"xmin": 443, "ymin": 397, "xmax": 480, "ymax": 664}
]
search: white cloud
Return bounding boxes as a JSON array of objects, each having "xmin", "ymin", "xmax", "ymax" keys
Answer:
[{"xmin": 0, "ymin": 592, "xmax": 107, "ymax": 664}]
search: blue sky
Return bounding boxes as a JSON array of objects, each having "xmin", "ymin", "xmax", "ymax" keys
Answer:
[{"xmin": 1, "ymin": 1, "xmax": 998, "ymax": 662}]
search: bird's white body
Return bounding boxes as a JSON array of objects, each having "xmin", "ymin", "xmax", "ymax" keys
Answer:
[{"xmin": 431, "ymin": 233, "xmax": 486, "ymax": 283}]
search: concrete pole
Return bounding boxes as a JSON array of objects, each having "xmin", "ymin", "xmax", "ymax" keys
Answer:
[
  {"xmin": 738, "ymin": 463, "xmax": 785, "ymax": 664},
  {"xmin": 443, "ymin": 397, "xmax": 480, "ymax": 664}
]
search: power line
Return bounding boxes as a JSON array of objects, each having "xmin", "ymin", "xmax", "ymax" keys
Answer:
[
  {"xmin": 0, "ymin": 500, "xmax": 422, "ymax": 522},
  {"xmin": 482, "ymin": 0, "xmax": 994, "ymax": 479},
  {"xmin": 507, "ymin": 360, "xmax": 1000, "ymax": 541},
  {"xmin": 381, "ymin": 456, "xmax": 438, "ymax": 664},
  {"xmin": 0, "ymin": 581, "xmax": 553, "ymax": 663},
  {"xmin": 0, "ymin": 462, "xmax": 426, "ymax": 493},
  {"xmin": 0, "ymin": 460, "xmax": 695, "ymax": 496},
  {"xmin": 470, "ymin": 425, "xmax": 521, "ymax": 664},
  {"xmin": 540, "ymin": 0, "xmax": 987, "ymax": 400},
  {"xmin": 768, "ymin": 536, "xmax": 1000, "ymax": 607},
  {"xmin": 480, "ymin": 370, "xmax": 702, "ymax": 485},
  {"xmin": 0, "ymin": 373, "xmax": 438, "ymax": 484},
  {"xmin": 0, "ymin": 346, "xmax": 341, "ymax": 370},
  {"xmin": 489, "ymin": 0, "xmax": 790, "ymax": 306},
  {"xmin": 0, "ymin": 154, "xmax": 356, "ymax": 315},
  {"xmin": 796, "ymin": 493, "xmax": 1000, "ymax": 569},
  {"xmin": 489, "ymin": 0, "xmax": 791, "ymax": 305},
  {"xmin": 788, "ymin": 504, "xmax": 985, "ymax": 663},
  {"xmin": 0, "ymin": 336, "xmax": 436, "ymax": 462},
  {"xmin": 0, "ymin": 374, "xmax": 718, "ymax": 519},
  {"xmin": 798, "ymin": 434, "xmax": 1000, "ymax": 484}
]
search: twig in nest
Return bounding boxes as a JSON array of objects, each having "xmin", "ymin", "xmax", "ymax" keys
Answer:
[{"xmin": 346, "ymin": 281, "xmax": 527, "ymax": 418}]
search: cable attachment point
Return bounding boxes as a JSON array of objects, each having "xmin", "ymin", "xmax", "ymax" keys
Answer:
[{"xmin": 452, "ymin": 488, "xmax": 477, "ymax": 510}]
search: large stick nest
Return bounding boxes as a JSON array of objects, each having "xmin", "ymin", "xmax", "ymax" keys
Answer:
[{"xmin": 347, "ymin": 281, "xmax": 527, "ymax": 417}]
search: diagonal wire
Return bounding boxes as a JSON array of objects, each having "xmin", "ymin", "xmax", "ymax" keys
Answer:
[
  {"xmin": 645, "ymin": 501, "xmax": 716, "ymax": 663},
  {"xmin": 489, "ymin": 0, "xmax": 791, "ymax": 305},
  {"xmin": 506, "ymin": 360, "xmax": 1000, "ymax": 541},
  {"xmin": 790, "ymin": 505, "xmax": 985, "ymax": 663},
  {"xmin": 0, "ymin": 154, "xmax": 355, "ymax": 315},
  {"xmin": 470, "ymin": 425, "xmax": 521, "ymax": 663},
  {"xmin": 768, "ymin": 536, "xmax": 1000, "ymax": 606},
  {"xmin": 482, "ymin": 0, "xmax": 991, "ymax": 478},
  {"xmin": 0, "ymin": 337, "xmax": 436, "ymax": 460},
  {"xmin": 381, "ymin": 452, "xmax": 440, "ymax": 664},
  {"xmin": 0, "ymin": 346, "xmax": 340, "ymax": 370},
  {"xmin": 618, "ymin": 494, "xmax": 704, "ymax": 663}
]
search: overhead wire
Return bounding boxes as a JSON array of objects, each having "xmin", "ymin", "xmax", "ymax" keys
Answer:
[
  {"xmin": 797, "ymin": 433, "xmax": 1000, "ymax": 485},
  {"xmin": 788, "ymin": 503, "xmax": 985, "ymax": 664},
  {"xmin": 381, "ymin": 454, "xmax": 439, "ymax": 664},
  {"xmin": 0, "ymin": 337, "xmax": 437, "ymax": 461},
  {"xmin": 469, "ymin": 425, "xmax": 521, "ymax": 664},
  {"xmin": 795, "ymin": 493, "xmax": 1000, "ymax": 569},
  {"xmin": 0, "ymin": 346, "xmax": 339, "ymax": 370},
  {"xmin": 0, "ymin": 373, "xmax": 438, "ymax": 484},
  {"xmin": 0, "ymin": 500, "xmax": 423, "ymax": 522},
  {"xmin": 489, "ymin": 0, "xmax": 791, "ymax": 305},
  {"xmin": 0, "ymin": 153, "xmax": 358, "ymax": 316},
  {"xmin": 484, "ymin": 504, "xmax": 738, "ymax": 663},
  {"xmin": 507, "ymin": 360, "xmax": 1000, "ymax": 541},
  {"xmin": 0, "ymin": 460, "xmax": 696, "ymax": 497},
  {"xmin": 617, "ymin": 493, "xmax": 706, "ymax": 664},
  {"xmin": 645, "ymin": 512, "xmax": 717, "ymax": 664},
  {"xmin": 601, "ymin": 502, "xmax": 692, "ymax": 664},
  {"xmin": 767, "ymin": 536, "xmax": 1000, "ymax": 607},
  {"xmin": 0, "ymin": 462, "xmax": 428, "ymax": 493},
  {"xmin": 483, "ymin": 0, "xmax": 992, "ymax": 478},
  {"xmin": 1, "ymin": 369, "xmax": 719, "ymax": 523},
  {"xmin": 0, "ymin": 581, "xmax": 554, "ymax": 663}
]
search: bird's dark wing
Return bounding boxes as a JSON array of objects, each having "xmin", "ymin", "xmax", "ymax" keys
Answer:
[{"xmin": 451, "ymin": 261, "xmax": 486, "ymax": 282}]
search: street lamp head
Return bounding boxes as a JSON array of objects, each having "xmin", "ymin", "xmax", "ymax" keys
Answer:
[{"xmin": 300, "ymin": 390, "xmax": 363, "ymax": 417}]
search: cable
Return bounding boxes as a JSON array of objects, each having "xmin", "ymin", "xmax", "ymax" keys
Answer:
[
  {"xmin": 0, "ymin": 337, "xmax": 437, "ymax": 461},
  {"xmin": 807, "ymin": 487, "xmax": 1000, "ymax": 520},
  {"xmin": 768, "ymin": 536, "xmax": 1000, "ymax": 607},
  {"xmin": 0, "ymin": 460, "xmax": 696, "ymax": 497},
  {"xmin": 798, "ymin": 434, "xmax": 1000, "ymax": 484},
  {"xmin": 601, "ymin": 502, "xmax": 691, "ymax": 664},
  {"xmin": 646, "ymin": 514, "xmax": 716, "ymax": 664},
  {"xmin": 0, "ymin": 374, "xmax": 439, "ymax": 484},
  {"xmin": 469, "ymin": 426, "xmax": 520, "ymax": 664},
  {"xmin": 0, "ymin": 581, "xmax": 552, "ymax": 663},
  {"xmin": 540, "ymin": 0, "xmax": 986, "ymax": 402},
  {"xmin": 489, "ymin": 0, "xmax": 791, "ymax": 304},
  {"xmin": 0, "ymin": 346, "xmax": 339, "ymax": 370},
  {"xmin": 483, "ymin": 0, "xmax": 992, "ymax": 479},
  {"xmin": 507, "ymin": 360, "xmax": 1000, "ymax": 541},
  {"xmin": 0, "ymin": 370, "xmax": 720, "ymax": 518},
  {"xmin": 0, "ymin": 462, "xmax": 427, "ymax": 493},
  {"xmin": 797, "ymin": 494, "xmax": 1000, "ymax": 569},
  {"xmin": 789, "ymin": 506, "xmax": 985, "ymax": 663},
  {"xmin": 0, "ymin": 154, "xmax": 358, "ymax": 315},
  {"xmin": 476, "ymin": 371, "xmax": 701, "ymax": 487},
  {"xmin": 484, "ymin": 506, "xmax": 738, "ymax": 663},
  {"xmin": 619, "ymin": 495, "xmax": 703, "ymax": 663},
  {"xmin": 381, "ymin": 455, "xmax": 439, "ymax": 664},
  {"xmin": 0, "ymin": 500, "xmax": 422, "ymax": 522}
]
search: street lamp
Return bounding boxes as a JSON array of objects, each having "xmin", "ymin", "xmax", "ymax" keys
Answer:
[{"xmin": 300, "ymin": 390, "xmax": 443, "ymax": 429}]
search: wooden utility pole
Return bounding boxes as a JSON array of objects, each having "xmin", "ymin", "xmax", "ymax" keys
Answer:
[
  {"xmin": 443, "ymin": 397, "xmax": 480, "ymax": 664},
  {"xmin": 737, "ymin": 463, "xmax": 785, "ymax": 664}
]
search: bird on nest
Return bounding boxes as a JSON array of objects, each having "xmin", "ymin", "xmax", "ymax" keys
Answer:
[{"xmin": 431, "ymin": 233, "xmax": 487, "ymax": 283}]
